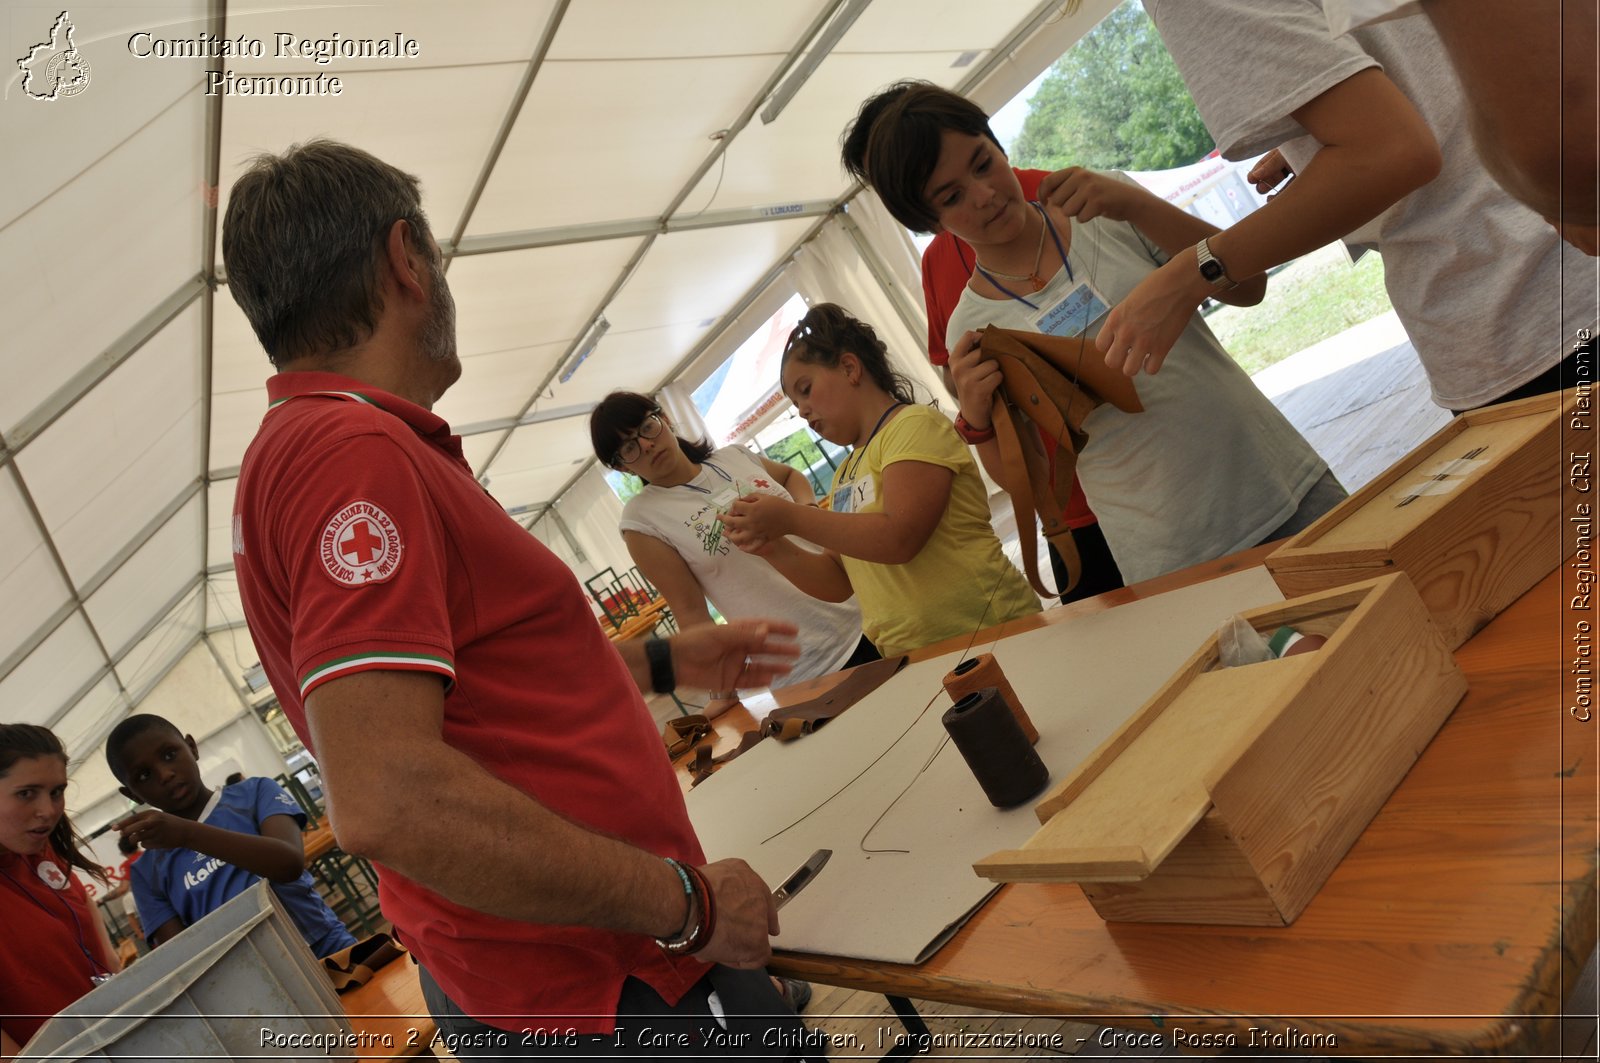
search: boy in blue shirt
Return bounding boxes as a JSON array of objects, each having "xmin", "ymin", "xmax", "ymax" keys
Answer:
[{"xmin": 104, "ymin": 714, "xmax": 356, "ymax": 958}]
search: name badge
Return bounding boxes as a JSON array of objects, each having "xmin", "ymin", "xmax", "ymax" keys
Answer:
[
  {"xmin": 1032, "ymin": 278, "xmax": 1110, "ymax": 338},
  {"xmin": 832, "ymin": 476, "xmax": 876, "ymax": 514},
  {"xmin": 709, "ymin": 484, "xmax": 740, "ymax": 511}
]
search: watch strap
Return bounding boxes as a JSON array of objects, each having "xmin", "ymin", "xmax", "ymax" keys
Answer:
[
  {"xmin": 645, "ymin": 638, "xmax": 675, "ymax": 694},
  {"xmin": 1195, "ymin": 237, "xmax": 1237, "ymax": 292}
]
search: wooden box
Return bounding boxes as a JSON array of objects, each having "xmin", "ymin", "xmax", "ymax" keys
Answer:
[
  {"xmin": 974, "ymin": 573, "xmax": 1466, "ymax": 926},
  {"xmin": 1265, "ymin": 390, "xmax": 1575, "ymax": 649}
]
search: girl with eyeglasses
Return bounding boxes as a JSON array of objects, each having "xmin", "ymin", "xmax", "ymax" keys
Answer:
[
  {"xmin": 2, "ymin": 724, "xmax": 119, "ymax": 1058},
  {"xmin": 590, "ymin": 392, "xmax": 876, "ymax": 717},
  {"xmin": 718, "ymin": 305, "xmax": 1041, "ymax": 658}
]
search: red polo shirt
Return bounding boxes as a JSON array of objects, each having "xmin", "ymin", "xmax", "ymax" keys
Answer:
[
  {"xmin": 0, "ymin": 849, "xmax": 104, "ymax": 1047},
  {"xmin": 921, "ymin": 166, "xmax": 1095, "ymax": 529},
  {"xmin": 232, "ymin": 372, "xmax": 706, "ymax": 1031}
]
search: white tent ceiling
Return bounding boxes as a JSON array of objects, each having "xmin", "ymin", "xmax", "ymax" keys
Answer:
[{"xmin": 0, "ymin": 0, "xmax": 1115, "ymax": 794}]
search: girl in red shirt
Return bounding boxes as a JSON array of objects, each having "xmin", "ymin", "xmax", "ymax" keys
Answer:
[{"xmin": 0, "ymin": 724, "xmax": 119, "ymax": 1059}]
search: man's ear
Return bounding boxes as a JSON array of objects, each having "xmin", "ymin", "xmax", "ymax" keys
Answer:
[
  {"xmin": 383, "ymin": 219, "xmax": 429, "ymax": 302},
  {"xmin": 183, "ymin": 734, "xmax": 200, "ymax": 759}
]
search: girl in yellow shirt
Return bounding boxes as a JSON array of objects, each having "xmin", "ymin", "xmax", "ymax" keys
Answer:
[{"xmin": 720, "ymin": 303, "xmax": 1038, "ymax": 657}]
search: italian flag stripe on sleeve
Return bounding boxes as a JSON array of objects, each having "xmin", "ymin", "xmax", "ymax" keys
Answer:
[{"xmin": 300, "ymin": 652, "xmax": 456, "ymax": 696}]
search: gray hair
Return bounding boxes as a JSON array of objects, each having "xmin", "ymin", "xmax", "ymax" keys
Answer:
[{"xmin": 221, "ymin": 139, "xmax": 437, "ymax": 366}]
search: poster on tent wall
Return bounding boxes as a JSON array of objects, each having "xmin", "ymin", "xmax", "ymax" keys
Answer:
[{"xmin": 696, "ymin": 295, "xmax": 810, "ymax": 446}]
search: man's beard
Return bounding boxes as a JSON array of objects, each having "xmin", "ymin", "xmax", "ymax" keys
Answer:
[{"xmin": 419, "ymin": 254, "xmax": 458, "ymax": 367}]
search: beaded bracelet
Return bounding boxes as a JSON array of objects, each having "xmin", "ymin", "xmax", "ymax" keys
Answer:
[
  {"xmin": 681, "ymin": 862, "xmax": 716, "ymax": 955},
  {"xmin": 655, "ymin": 858, "xmax": 705, "ymax": 954}
]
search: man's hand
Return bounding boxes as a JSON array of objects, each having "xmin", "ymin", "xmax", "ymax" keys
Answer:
[
  {"xmin": 1038, "ymin": 166, "xmax": 1145, "ymax": 224},
  {"xmin": 114, "ymin": 810, "xmax": 192, "ymax": 851},
  {"xmin": 671, "ymin": 619, "xmax": 799, "ymax": 694},
  {"xmin": 947, "ymin": 330, "xmax": 1003, "ymax": 428},
  {"xmin": 1096, "ymin": 248, "xmax": 1211, "ymax": 376},
  {"xmin": 694, "ymin": 858, "xmax": 779, "ymax": 969}
]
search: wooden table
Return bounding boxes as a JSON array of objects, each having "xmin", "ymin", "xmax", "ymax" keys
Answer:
[
  {"xmin": 699, "ymin": 549, "xmax": 1593, "ymax": 1055},
  {"xmin": 343, "ymin": 955, "xmax": 438, "ymax": 1060},
  {"xmin": 605, "ymin": 596, "xmax": 671, "ymax": 642}
]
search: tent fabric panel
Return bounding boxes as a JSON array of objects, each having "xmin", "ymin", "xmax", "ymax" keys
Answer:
[
  {"xmin": 16, "ymin": 302, "xmax": 203, "ymax": 585},
  {"xmin": 114, "ymin": 585, "xmax": 203, "ymax": 704},
  {"xmin": 435, "ymin": 338, "xmax": 572, "ymax": 429},
  {"xmin": 0, "ymin": 2, "xmax": 206, "ymax": 230},
  {"xmin": 0, "ymin": 86, "xmax": 205, "ymax": 439},
  {"xmin": 481, "ymin": 416, "xmax": 596, "ymax": 506},
  {"xmin": 466, "ymin": 54, "xmax": 779, "ymax": 235},
  {"xmin": 223, "ymin": 0, "xmax": 556, "ymax": 68},
  {"xmin": 209, "ymin": 386, "xmax": 271, "ymax": 477},
  {"xmin": 85, "ymin": 494, "xmax": 203, "ymax": 657},
  {"xmin": 206, "ymin": 478, "xmax": 239, "ymax": 570},
  {"xmin": 448, "ymin": 238, "xmax": 646, "ymax": 358},
  {"xmin": 52, "ymin": 676, "xmax": 126, "ymax": 783},
  {"xmin": 547, "ymin": 0, "xmax": 819, "ymax": 61},
  {"xmin": 672, "ymin": 51, "xmax": 973, "ymax": 215},
  {"xmin": 0, "ymin": 474, "xmax": 75, "ymax": 668},
  {"xmin": 599, "ymin": 217, "xmax": 817, "ymax": 338},
  {"xmin": 543, "ymin": 465, "xmax": 633, "ymax": 582},
  {"xmin": 541, "ymin": 325, "xmax": 716, "ymax": 410},
  {"xmin": 208, "ymin": 290, "xmax": 277, "ymax": 396},
  {"xmin": 204, "ymin": 572, "xmax": 248, "ymax": 644},
  {"xmin": 0, "ymin": 612, "xmax": 104, "ymax": 728},
  {"xmin": 213, "ymin": 64, "xmax": 532, "ymax": 263}
]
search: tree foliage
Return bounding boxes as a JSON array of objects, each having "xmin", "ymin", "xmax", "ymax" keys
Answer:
[{"xmin": 1011, "ymin": 1, "xmax": 1214, "ymax": 172}]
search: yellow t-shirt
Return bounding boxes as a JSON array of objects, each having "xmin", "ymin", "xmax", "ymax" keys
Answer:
[{"xmin": 828, "ymin": 404, "xmax": 1040, "ymax": 657}]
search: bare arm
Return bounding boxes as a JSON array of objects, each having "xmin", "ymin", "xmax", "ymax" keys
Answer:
[
  {"xmin": 91, "ymin": 901, "xmax": 121, "ymax": 973},
  {"xmin": 736, "ymin": 538, "xmax": 856, "ymax": 602},
  {"xmin": 1422, "ymin": 0, "xmax": 1596, "ymax": 251},
  {"xmin": 305, "ymin": 669, "xmax": 776, "ymax": 967},
  {"xmin": 3, "ymin": 1024, "xmax": 22, "ymax": 1062},
  {"xmin": 1089, "ymin": 67, "xmax": 1442, "ymax": 375},
  {"xmin": 115, "ymin": 809, "xmax": 306, "ymax": 884},
  {"xmin": 1039, "ymin": 169, "xmax": 1266, "ymax": 308},
  {"xmin": 758, "ymin": 456, "xmax": 816, "ymax": 506},
  {"xmin": 623, "ymin": 531, "xmax": 713, "ymax": 629},
  {"xmin": 146, "ymin": 915, "xmax": 185, "ymax": 948}
]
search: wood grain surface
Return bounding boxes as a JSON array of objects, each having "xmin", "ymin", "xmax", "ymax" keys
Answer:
[{"xmin": 757, "ymin": 563, "xmax": 1593, "ymax": 1056}]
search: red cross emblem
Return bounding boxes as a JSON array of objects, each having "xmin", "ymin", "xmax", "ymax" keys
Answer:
[
  {"xmin": 320, "ymin": 501, "xmax": 403, "ymax": 586},
  {"xmin": 753, "ymin": 478, "xmax": 771, "ymax": 489},
  {"xmin": 340, "ymin": 520, "xmax": 383, "ymax": 564}
]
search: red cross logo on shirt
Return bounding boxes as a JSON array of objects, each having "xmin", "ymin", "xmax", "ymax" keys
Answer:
[
  {"xmin": 753, "ymin": 478, "xmax": 771, "ymax": 489},
  {"xmin": 339, "ymin": 520, "xmax": 383, "ymax": 565},
  {"xmin": 319, "ymin": 501, "xmax": 404, "ymax": 587}
]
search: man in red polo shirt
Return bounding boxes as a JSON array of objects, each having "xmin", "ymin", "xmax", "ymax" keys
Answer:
[{"xmin": 223, "ymin": 140, "xmax": 818, "ymax": 1059}]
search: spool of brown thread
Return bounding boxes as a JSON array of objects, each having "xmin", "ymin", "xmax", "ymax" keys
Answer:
[
  {"xmin": 941, "ymin": 688, "xmax": 1050, "ymax": 808},
  {"xmin": 942, "ymin": 654, "xmax": 1038, "ymax": 744}
]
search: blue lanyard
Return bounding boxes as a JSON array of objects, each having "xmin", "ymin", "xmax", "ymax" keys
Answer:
[
  {"xmin": 676, "ymin": 460, "xmax": 733, "ymax": 495},
  {"xmin": 973, "ymin": 203, "xmax": 1073, "ymax": 311},
  {"xmin": 839, "ymin": 402, "xmax": 905, "ymax": 490}
]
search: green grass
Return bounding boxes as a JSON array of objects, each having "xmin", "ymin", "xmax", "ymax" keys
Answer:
[{"xmin": 1204, "ymin": 245, "xmax": 1392, "ymax": 376}]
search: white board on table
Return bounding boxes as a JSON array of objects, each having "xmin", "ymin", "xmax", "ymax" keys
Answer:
[{"xmin": 687, "ymin": 565, "xmax": 1285, "ymax": 964}]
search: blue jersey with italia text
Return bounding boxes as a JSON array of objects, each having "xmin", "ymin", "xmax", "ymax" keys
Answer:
[{"xmin": 128, "ymin": 777, "xmax": 357, "ymax": 957}]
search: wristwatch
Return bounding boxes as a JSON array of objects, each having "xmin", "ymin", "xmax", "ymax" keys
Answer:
[
  {"xmin": 1195, "ymin": 238, "xmax": 1237, "ymax": 292},
  {"xmin": 644, "ymin": 638, "xmax": 675, "ymax": 694}
]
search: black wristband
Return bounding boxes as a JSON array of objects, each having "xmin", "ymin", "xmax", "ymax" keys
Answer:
[{"xmin": 645, "ymin": 638, "xmax": 675, "ymax": 694}]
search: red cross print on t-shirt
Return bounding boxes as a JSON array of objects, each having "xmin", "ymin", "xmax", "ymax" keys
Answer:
[
  {"xmin": 340, "ymin": 519, "xmax": 383, "ymax": 565},
  {"xmin": 753, "ymin": 478, "xmax": 771, "ymax": 489}
]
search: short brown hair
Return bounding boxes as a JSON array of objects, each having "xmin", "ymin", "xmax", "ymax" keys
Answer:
[
  {"xmin": 841, "ymin": 81, "xmax": 1001, "ymax": 233},
  {"xmin": 222, "ymin": 139, "xmax": 437, "ymax": 366}
]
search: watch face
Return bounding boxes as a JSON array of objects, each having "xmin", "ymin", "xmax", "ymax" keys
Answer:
[{"xmin": 1200, "ymin": 258, "xmax": 1224, "ymax": 281}]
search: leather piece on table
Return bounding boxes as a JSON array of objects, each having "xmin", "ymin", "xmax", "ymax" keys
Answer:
[{"xmin": 688, "ymin": 655, "xmax": 909, "ymax": 786}]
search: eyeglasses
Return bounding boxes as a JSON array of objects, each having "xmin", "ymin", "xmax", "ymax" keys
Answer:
[{"xmin": 613, "ymin": 413, "xmax": 665, "ymax": 465}]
